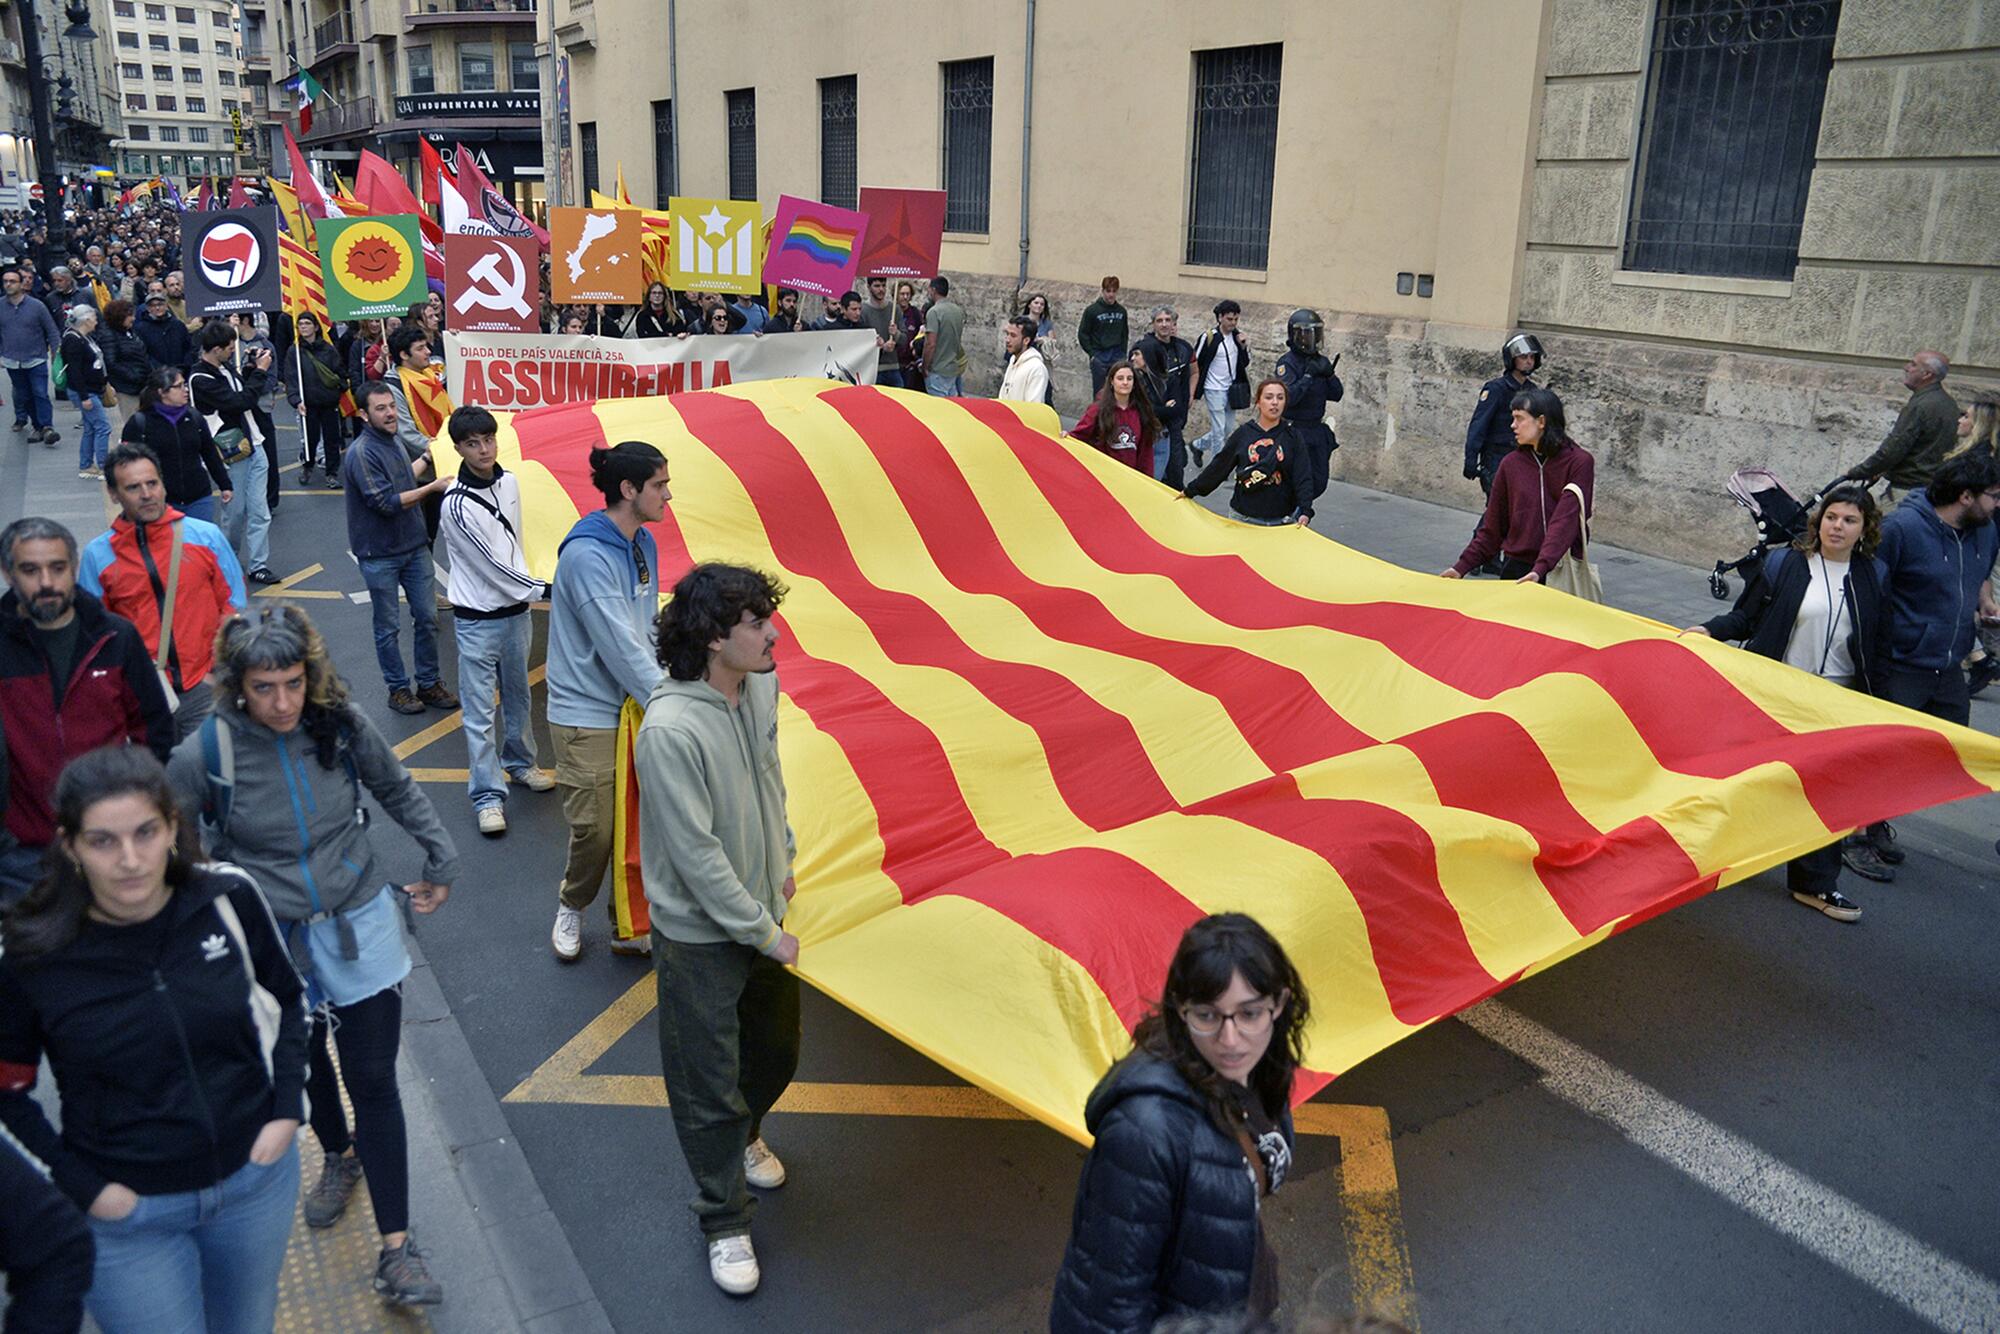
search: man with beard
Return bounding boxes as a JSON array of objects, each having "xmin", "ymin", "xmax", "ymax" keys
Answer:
[
  {"xmin": 0, "ymin": 518, "xmax": 174, "ymax": 903},
  {"xmin": 1840, "ymin": 450, "xmax": 2000, "ymax": 885}
]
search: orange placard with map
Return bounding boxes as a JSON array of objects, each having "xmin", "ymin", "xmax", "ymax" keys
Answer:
[{"xmin": 549, "ymin": 207, "xmax": 646, "ymax": 305}]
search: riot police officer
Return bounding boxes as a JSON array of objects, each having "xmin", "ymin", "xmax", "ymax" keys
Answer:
[
  {"xmin": 1465, "ymin": 332, "xmax": 1543, "ymax": 493},
  {"xmin": 1276, "ymin": 308, "xmax": 1343, "ymax": 505}
]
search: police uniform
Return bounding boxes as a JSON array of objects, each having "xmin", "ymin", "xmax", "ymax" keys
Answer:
[
  {"xmin": 1277, "ymin": 349, "xmax": 1342, "ymax": 502},
  {"xmin": 1464, "ymin": 332, "xmax": 1544, "ymax": 495}
]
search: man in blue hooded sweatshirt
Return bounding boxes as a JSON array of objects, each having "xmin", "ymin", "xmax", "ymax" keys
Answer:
[
  {"xmin": 1843, "ymin": 449, "xmax": 2000, "ymax": 883},
  {"xmin": 547, "ymin": 440, "xmax": 671, "ymax": 962}
]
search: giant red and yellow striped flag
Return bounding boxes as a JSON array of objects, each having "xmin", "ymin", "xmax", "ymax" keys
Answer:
[
  {"xmin": 450, "ymin": 381, "xmax": 2000, "ymax": 1143},
  {"xmin": 276, "ymin": 230, "xmax": 326, "ymax": 324}
]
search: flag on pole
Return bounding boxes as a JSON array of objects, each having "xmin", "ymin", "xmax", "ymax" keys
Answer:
[
  {"xmin": 453, "ymin": 146, "xmax": 548, "ymax": 247},
  {"xmin": 225, "ymin": 176, "xmax": 252, "ymax": 209},
  {"xmin": 193, "ymin": 179, "xmax": 214, "ymax": 211},
  {"xmin": 281, "ymin": 126, "xmax": 340, "ymax": 223},
  {"xmin": 281, "ymin": 66, "xmax": 331, "ymax": 136},
  {"xmin": 614, "ymin": 162, "xmax": 633, "ymax": 207},
  {"xmin": 162, "ymin": 179, "xmax": 184, "ymax": 211},
  {"xmin": 417, "ymin": 139, "xmax": 449, "ymax": 209},
  {"xmin": 354, "ymin": 150, "xmax": 443, "ymax": 281},
  {"xmin": 267, "ymin": 175, "xmax": 314, "ymax": 245},
  {"xmin": 276, "ymin": 229, "xmax": 327, "ymax": 324}
]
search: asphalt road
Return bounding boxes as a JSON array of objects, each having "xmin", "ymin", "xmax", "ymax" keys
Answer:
[{"xmin": 235, "ymin": 434, "xmax": 1999, "ymax": 1334}]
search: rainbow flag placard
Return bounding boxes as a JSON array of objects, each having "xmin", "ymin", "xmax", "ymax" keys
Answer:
[
  {"xmin": 472, "ymin": 381, "xmax": 2000, "ymax": 1144},
  {"xmin": 760, "ymin": 194, "xmax": 869, "ymax": 300}
]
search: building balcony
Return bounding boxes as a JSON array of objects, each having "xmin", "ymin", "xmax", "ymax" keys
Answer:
[
  {"xmin": 310, "ymin": 11, "xmax": 357, "ymax": 64},
  {"xmin": 242, "ymin": 39, "xmax": 271, "ymax": 68},
  {"xmin": 406, "ymin": 0, "xmax": 535, "ymax": 28},
  {"xmin": 297, "ymin": 91, "xmax": 374, "ymax": 141}
]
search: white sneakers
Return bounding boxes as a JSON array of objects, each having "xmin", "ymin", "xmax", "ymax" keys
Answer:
[
  {"xmin": 509, "ymin": 768, "xmax": 557, "ymax": 793},
  {"xmin": 477, "ymin": 807, "xmax": 507, "ymax": 837},
  {"xmin": 550, "ymin": 906, "xmax": 582, "ymax": 962},
  {"xmin": 708, "ymin": 1234, "xmax": 759, "ymax": 1295},
  {"xmin": 744, "ymin": 1137, "xmax": 786, "ymax": 1190}
]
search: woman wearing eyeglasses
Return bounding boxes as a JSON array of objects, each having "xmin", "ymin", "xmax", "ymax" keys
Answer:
[
  {"xmin": 119, "ymin": 366, "xmax": 234, "ymax": 525},
  {"xmin": 1050, "ymin": 913, "xmax": 1309, "ymax": 1333}
]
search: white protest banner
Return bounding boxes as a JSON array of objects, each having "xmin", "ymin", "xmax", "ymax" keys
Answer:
[{"xmin": 444, "ymin": 330, "xmax": 880, "ymax": 409}]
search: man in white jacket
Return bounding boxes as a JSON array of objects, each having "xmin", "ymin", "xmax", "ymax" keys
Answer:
[
  {"xmin": 997, "ymin": 316, "xmax": 1050, "ymax": 404},
  {"xmin": 438, "ymin": 406, "xmax": 555, "ymax": 835}
]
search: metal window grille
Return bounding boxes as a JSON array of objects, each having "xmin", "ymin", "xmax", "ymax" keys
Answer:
[
  {"xmin": 1623, "ymin": 0, "xmax": 1841, "ymax": 281},
  {"xmin": 941, "ymin": 57, "xmax": 992, "ymax": 234},
  {"xmin": 579, "ymin": 121, "xmax": 598, "ymax": 201},
  {"xmin": 1186, "ymin": 44, "xmax": 1282, "ymax": 270},
  {"xmin": 726, "ymin": 88, "xmax": 757, "ymax": 202},
  {"xmin": 652, "ymin": 99, "xmax": 675, "ymax": 207},
  {"xmin": 820, "ymin": 75, "xmax": 857, "ymax": 210}
]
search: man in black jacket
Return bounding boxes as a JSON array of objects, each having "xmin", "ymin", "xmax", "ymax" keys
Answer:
[
  {"xmin": 0, "ymin": 517, "xmax": 175, "ymax": 904},
  {"xmin": 188, "ymin": 320, "xmax": 276, "ymax": 583},
  {"xmin": 133, "ymin": 286, "xmax": 194, "ymax": 371},
  {"xmin": 1076, "ymin": 277, "xmax": 1129, "ymax": 396},
  {"xmin": 1133, "ymin": 307, "xmax": 1194, "ymax": 485}
]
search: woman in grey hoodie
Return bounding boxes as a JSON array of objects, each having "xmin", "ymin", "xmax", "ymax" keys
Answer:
[{"xmin": 166, "ymin": 604, "xmax": 458, "ymax": 1308}]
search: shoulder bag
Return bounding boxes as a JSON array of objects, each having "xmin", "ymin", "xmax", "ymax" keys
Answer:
[
  {"xmin": 1542, "ymin": 481, "xmax": 1605, "ymax": 603},
  {"xmin": 151, "ymin": 520, "xmax": 184, "ymax": 710}
]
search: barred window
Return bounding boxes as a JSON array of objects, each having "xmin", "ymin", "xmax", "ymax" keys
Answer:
[
  {"xmin": 726, "ymin": 88, "xmax": 757, "ymax": 201},
  {"xmin": 652, "ymin": 99, "xmax": 675, "ymax": 207},
  {"xmin": 820, "ymin": 75, "xmax": 857, "ymax": 210},
  {"xmin": 1624, "ymin": 0, "xmax": 1841, "ymax": 281},
  {"xmin": 579, "ymin": 122, "xmax": 598, "ymax": 201},
  {"xmin": 1186, "ymin": 43, "xmax": 1282, "ymax": 271},
  {"xmin": 940, "ymin": 57, "xmax": 992, "ymax": 234}
]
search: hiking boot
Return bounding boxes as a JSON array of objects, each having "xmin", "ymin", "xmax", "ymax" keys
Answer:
[
  {"xmin": 551, "ymin": 905, "xmax": 582, "ymax": 962},
  {"xmin": 38, "ymin": 427, "xmax": 58, "ymax": 446},
  {"xmin": 1792, "ymin": 889, "xmax": 1862, "ymax": 923},
  {"xmin": 744, "ymin": 1137, "xmax": 786, "ymax": 1190},
  {"xmin": 1840, "ymin": 838, "xmax": 1894, "ymax": 883},
  {"xmin": 416, "ymin": 682, "xmax": 460, "ymax": 711},
  {"xmin": 708, "ymin": 1234, "xmax": 760, "ymax": 1295},
  {"xmin": 374, "ymin": 1233, "xmax": 443, "ymax": 1306},
  {"xmin": 477, "ymin": 806, "xmax": 507, "ymax": 837},
  {"xmin": 303, "ymin": 1150, "xmax": 363, "ymax": 1228},
  {"xmin": 387, "ymin": 688, "xmax": 425, "ymax": 715},
  {"xmin": 1865, "ymin": 821, "xmax": 1905, "ymax": 865}
]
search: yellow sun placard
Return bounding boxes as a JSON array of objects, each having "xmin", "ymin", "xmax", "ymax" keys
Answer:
[{"xmin": 319, "ymin": 214, "xmax": 428, "ymax": 320}]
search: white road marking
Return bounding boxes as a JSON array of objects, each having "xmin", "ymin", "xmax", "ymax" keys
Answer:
[{"xmin": 1461, "ymin": 1001, "xmax": 2000, "ymax": 1333}]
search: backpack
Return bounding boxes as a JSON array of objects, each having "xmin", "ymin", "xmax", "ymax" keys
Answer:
[{"xmin": 198, "ymin": 713, "xmax": 365, "ymax": 855}]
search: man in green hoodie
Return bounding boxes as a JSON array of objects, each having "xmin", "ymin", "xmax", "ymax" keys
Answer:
[{"xmin": 634, "ymin": 562, "xmax": 799, "ymax": 1298}]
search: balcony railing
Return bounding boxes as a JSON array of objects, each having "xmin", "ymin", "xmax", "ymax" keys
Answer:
[
  {"xmin": 298, "ymin": 92, "xmax": 374, "ymax": 140},
  {"xmin": 311, "ymin": 11, "xmax": 355, "ymax": 55},
  {"xmin": 410, "ymin": 0, "xmax": 535, "ymax": 13}
]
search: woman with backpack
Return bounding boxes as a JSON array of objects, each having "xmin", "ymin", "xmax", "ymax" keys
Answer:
[
  {"xmin": 1050, "ymin": 914, "xmax": 1308, "ymax": 1332},
  {"xmin": 0, "ymin": 746, "xmax": 306, "ymax": 1334},
  {"xmin": 121, "ymin": 365, "xmax": 234, "ymax": 525},
  {"xmin": 165, "ymin": 604, "xmax": 460, "ymax": 1309},
  {"xmin": 284, "ymin": 311, "xmax": 350, "ymax": 489},
  {"xmin": 1680, "ymin": 484, "xmax": 1890, "ymax": 923},
  {"xmin": 1176, "ymin": 378, "xmax": 1317, "ymax": 527},
  {"xmin": 60, "ymin": 305, "xmax": 113, "ymax": 479}
]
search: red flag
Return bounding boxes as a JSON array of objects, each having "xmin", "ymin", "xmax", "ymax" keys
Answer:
[
  {"xmin": 193, "ymin": 178, "xmax": 214, "ymax": 211},
  {"xmin": 282, "ymin": 126, "xmax": 339, "ymax": 222},
  {"xmin": 454, "ymin": 145, "xmax": 549, "ymax": 248},
  {"xmin": 417, "ymin": 139, "xmax": 448, "ymax": 209},
  {"xmin": 355, "ymin": 149, "xmax": 445, "ymax": 281},
  {"xmin": 225, "ymin": 176, "xmax": 251, "ymax": 209}
]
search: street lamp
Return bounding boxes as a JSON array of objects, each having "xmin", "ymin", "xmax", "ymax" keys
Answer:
[{"xmin": 21, "ymin": 0, "xmax": 99, "ymax": 274}]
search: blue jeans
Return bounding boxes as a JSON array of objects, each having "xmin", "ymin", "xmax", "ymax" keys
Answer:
[
  {"xmin": 220, "ymin": 445, "xmax": 270, "ymax": 573},
  {"xmin": 925, "ymin": 372, "xmax": 962, "ymax": 397},
  {"xmin": 181, "ymin": 495, "xmax": 216, "ymax": 525},
  {"xmin": 456, "ymin": 613, "xmax": 537, "ymax": 810},
  {"xmin": 70, "ymin": 391, "xmax": 111, "ymax": 468},
  {"xmin": 1089, "ymin": 347, "xmax": 1124, "ymax": 395},
  {"xmin": 8, "ymin": 362, "xmax": 53, "ymax": 429},
  {"xmin": 1193, "ymin": 387, "xmax": 1235, "ymax": 460},
  {"xmin": 85, "ymin": 1142, "xmax": 299, "ymax": 1334},
  {"xmin": 358, "ymin": 549, "xmax": 439, "ymax": 694},
  {"xmin": 876, "ymin": 367, "xmax": 905, "ymax": 389}
]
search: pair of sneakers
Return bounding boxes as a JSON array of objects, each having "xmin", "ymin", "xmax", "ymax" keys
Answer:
[{"xmin": 708, "ymin": 1139, "xmax": 787, "ymax": 1295}]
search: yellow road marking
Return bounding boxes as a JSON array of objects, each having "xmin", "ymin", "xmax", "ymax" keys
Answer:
[
  {"xmin": 505, "ymin": 975, "xmax": 1418, "ymax": 1325},
  {"xmin": 406, "ymin": 767, "xmax": 471, "ymax": 783},
  {"xmin": 277, "ymin": 489, "xmax": 344, "ymax": 497},
  {"xmin": 251, "ymin": 562, "xmax": 347, "ymax": 601},
  {"xmin": 390, "ymin": 665, "xmax": 545, "ymax": 761}
]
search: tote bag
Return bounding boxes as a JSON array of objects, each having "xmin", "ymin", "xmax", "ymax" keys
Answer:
[{"xmin": 1543, "ymin": 481, "xmax": 1604, "ymax": 603}]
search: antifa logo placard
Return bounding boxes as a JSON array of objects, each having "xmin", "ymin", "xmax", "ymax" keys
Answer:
[
  {"xmin": 482, "ymin": 189, "xmax": 534, "ymax": 239},
  {"xmin": 184, "ymin": 207, "xmax": 283, "ymax": 318}
]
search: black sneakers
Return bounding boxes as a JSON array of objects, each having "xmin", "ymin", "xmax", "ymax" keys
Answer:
[
  {"xmin": 1793, "ymin": 889, "xmax": 1862, "ymax": 922},
  {"xmin": 303, "ymin": 1150, "xmax": 364, "ymax": 1228},
  {"xmin": 374, "ymin": 1233, "xmax": 444, "ymax": 1306}
]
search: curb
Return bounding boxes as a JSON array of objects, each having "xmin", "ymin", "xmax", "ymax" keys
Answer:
[{"xmin": 400, "ymin": 936, "xmax": 612, "ymax": 1334}]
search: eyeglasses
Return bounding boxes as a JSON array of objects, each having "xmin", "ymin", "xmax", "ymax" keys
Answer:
[{"xmin": 1179, "ymin": 994, "xmax": 1285, "ymax": 1038}]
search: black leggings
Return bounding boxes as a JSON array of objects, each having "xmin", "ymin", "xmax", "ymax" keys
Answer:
[
  {"xmin": 306, "ymin": 985, "xmax": 409, "ymax": 1236},
  {"xmin": 302, "ymin": 404, "xmax": 345, "ymax": 474}
]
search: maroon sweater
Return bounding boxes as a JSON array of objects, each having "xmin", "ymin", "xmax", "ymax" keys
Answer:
[
  {"xmin": 1069, "ymin": 401, "xmax": 1155, "ymax": 476},
  {"xmin": 1452, "ymin": 440, "xmax": 1596, "ymax": 577}
]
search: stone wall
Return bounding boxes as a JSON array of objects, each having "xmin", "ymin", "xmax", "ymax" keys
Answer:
[
  {"xmin": 1523, "ymin": 0, "xmax": 1999, "ymax": 373},
  {"xmin": 949, "ymin": 271, "xmax": 1995, "ymax": 569}
]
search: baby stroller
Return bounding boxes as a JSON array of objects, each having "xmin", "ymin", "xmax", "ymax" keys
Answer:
[{"xmin": 1709, "ymin": 468, "xmax": 1831, "ymax": 600}]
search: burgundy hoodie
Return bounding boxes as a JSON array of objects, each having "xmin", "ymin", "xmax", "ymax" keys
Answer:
[{"xmin": 1452, "ymin": 440, "xmax": 1596, "ymax": 578}]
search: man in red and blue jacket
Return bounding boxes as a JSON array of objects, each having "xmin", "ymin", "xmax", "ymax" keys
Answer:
[
  {"xmin": 78, "ymin": 441, "xmax": 246, "ymax": 736},
  {"xmin": 0, "ymin": 517, "xmax": 175, "ymax": 904}
]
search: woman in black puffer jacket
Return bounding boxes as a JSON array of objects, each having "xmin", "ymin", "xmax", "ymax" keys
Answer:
[
  {"xmin": 1050, "ymin": 914, "xmax": 1308, "ymax": 1333},
  {"xmin": 95, "ymin": 298, "xmax": 156, "ymax": 419}
]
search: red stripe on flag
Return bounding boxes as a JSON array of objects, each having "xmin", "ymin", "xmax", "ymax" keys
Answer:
[
  {"xmin": 671, "ymin": 392, "xmax": 1181, "ymax": 834},
  {"xmin": 821, "ymin": 387, "xmax": 1377, "ymax": 771}
]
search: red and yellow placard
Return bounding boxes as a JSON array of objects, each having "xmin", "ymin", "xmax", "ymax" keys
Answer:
[{"xmin": 454, "ymin": 381, "xmax": 2000, "ymax": 1144}]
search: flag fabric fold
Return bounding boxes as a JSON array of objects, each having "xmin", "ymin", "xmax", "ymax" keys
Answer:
[
  {"xmin": 398, "ymin": 365, "xmax": 454, "ymax": 438},
  {"xmin": 282, "ymin": 127, "xmax": 340, "ymax": 224},
  {"xmin": 354, "ymin": 150, "xmax": 445, "ymax": 282},
  {"xmin": 454, "ymin": 146, "xmax": 550, "ymax": 247},
  {"xmin": 455, "ymin": 380, "xmax": 2000, "ymax": 1144}
]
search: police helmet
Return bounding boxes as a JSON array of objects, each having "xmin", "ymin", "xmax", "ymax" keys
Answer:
[
  {"xmin": 1287, "ymin": 308, "xmax": 1324, "ymax": 356},
  {"xmin": 1501, "ymin": 331, "xmax": 1544, "ymax": 374}
]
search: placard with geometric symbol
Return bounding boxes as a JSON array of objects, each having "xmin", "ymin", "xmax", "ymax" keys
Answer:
[
  {"xmin": 666, "ymin": 197, "xmax": 764, "ymax": 297},
  {"xmin": 445, "ymin": 234, "xmax": 542, "ymax": 333},
  {"xmin": 317, "ymin": 214, "xmax": 429, "ymax": 321}
]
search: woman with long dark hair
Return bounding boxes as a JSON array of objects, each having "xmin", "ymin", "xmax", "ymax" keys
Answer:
[
  {"xmin": 1681, "ymin": 485, "xmax": 1888, "ymax": 922},
  {"xmin": 165, "ymin": 604, "xmax": 460, "ymax": 1308},
  {"xmin": 1443, "ymin": 385, "xmax": 1596, "ymax": 583},
  {"xmin": 1178, "ymin": 378, "xmax": 1317, "ymax": 526},
  {"xmin": 1068, "ymin": 361, "xmax": 1162, "ymax": 474},
  {"xmin": 0, "ymin": 747, "xmax": 306, "ymax": 1333},
  {"xmin": 1050, "ymin": 913, "xmax": 1309, "ymax": 1332}
]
